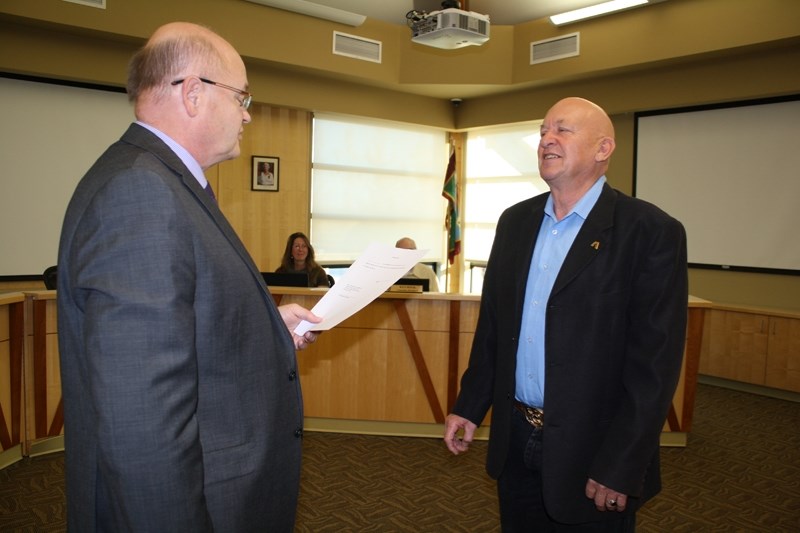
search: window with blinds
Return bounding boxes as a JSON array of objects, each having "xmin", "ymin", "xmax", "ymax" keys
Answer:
[
  {"xmin": 464, "ymin": 121, "xmax": 547, "ymax": 291},
  {"xmin": 311, "ymin": 114, "xmax": 449, "ymax": 268}
]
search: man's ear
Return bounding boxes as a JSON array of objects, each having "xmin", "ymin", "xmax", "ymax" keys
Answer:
[
  {"xmin": 179, "ymin": 77, "xmax": 203, "ymax": 117},
  {"xmin": 596, "ymin": 136, "xmax": 616, "ymax": 162}
]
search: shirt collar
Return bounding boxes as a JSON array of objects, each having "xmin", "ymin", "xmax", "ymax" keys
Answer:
[
  {"xmin": 544, "ymin": 175, "xmax": 607, "ymax": 221},
  {"xmin": 136, "ymin": 121, "xmax": 208, "ymax": 189}
]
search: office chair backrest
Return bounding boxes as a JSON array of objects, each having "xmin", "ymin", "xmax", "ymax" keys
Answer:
[{"xmin": 42, "ymin": 265, "xmax": 58, "ymax": 290}]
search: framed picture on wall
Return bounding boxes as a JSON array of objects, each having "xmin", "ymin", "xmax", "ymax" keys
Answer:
[{"xmin": 252, "ymin": 156, "xmax": 279, "ymax": 192}]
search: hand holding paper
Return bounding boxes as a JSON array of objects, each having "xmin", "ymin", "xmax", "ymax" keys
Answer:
[{"xmin": 293, "ymin": 242, "xmax": 427, "ymax": 335}]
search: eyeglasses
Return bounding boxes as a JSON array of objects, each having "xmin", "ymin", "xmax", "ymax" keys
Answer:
[{"xmin": 171, "ymin": 77, "xmax": 252, "ymax": 110}]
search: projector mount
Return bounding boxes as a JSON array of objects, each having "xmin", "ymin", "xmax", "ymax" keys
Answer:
[{"xmin": 406, "ymin": 0, "xmax": 464, "ymax": 27}]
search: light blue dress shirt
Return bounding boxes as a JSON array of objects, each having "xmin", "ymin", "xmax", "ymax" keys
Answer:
[
  {"xmin": 514, "ymin": 176, "xmax": 606, "ymax": 408},
  {"xmin": 136, "ymin": 121, "xmax": 208, "ymax": 189}
]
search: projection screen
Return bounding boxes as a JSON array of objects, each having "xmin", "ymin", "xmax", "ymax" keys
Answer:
[
  {"xmin": 634, "ymin": 95, "xmax": 800, "ymax": 275},
  {"xmin": 0, "ymin": 75, "xmax": 132, "ymax": 278}
]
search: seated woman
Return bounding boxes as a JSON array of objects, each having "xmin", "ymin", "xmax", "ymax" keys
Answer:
[{"xmin": 276, "ymin": 232, "xmax": 330, "ymax": 287}]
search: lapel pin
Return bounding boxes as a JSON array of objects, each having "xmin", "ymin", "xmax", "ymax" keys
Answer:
[{"xmin": 590, "ymin": 241, "xmax": 600, "ymax": 250}]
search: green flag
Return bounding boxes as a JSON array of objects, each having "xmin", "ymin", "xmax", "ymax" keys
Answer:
[{"xmin": 442, "ymin": 142, "xmax": 461, "ymax": 264}]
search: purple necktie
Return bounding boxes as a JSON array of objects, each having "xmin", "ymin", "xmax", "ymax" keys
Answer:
[{"xmin": 204, "ymin": 183, "xmax": 216, "ymax": 202}]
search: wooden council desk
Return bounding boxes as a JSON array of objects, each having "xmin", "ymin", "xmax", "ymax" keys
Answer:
[
  {"xmin": 0, "ymin": 292, "xmax": 25, "ymax": 466},
  {"xmin": 273, "ymin": 288, "xmax": 711, "ymax": 446},
  {"xmin": 0, "ymin": 290, "xmax": 708, "ymax": 467}
]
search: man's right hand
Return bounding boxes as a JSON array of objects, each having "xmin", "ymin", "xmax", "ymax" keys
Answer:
[{"xmin": 444, "ymin": 414, "xmax": 477, "ymax": 455}]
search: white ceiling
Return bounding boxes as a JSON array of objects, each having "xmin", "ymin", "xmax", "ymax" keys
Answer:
[{"xmin": 305, "ymin": 0, "xmax": 606, "ymax": 26}]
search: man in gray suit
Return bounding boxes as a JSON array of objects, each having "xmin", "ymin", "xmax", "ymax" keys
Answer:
[{"xmin": 57, "ymin": 22, "xmax": 320, "ymax": 532}]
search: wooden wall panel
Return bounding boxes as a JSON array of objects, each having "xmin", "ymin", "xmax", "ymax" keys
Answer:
[{"xmin": 214, "ymin": 103, "xmax": 312, "ymax": 274}]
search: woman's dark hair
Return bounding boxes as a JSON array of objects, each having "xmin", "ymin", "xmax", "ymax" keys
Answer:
[{"xmin": 280, "ymin": 232, "xmax": 321, "ymax": 272}]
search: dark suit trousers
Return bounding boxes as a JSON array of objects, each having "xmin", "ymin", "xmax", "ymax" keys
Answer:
[{"xmin": 497, "ymin": 407, "xmax": 637, "ymax": 533}]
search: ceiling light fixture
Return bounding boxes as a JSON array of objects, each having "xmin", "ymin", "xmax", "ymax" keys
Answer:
[
  {"xmin": 550, "ymin": 0, "xmax": 660, "ymax": 26},
  {"xmin": 243, "ymin": 0, "xmax": 366, "ymax": 27}
]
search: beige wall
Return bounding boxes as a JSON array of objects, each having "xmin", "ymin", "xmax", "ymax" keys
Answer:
[
  {"xmin": 1, "ymin": 0, "xmax": 799, "ymax": 309},
  {"xmin": 4, "ymin": 0, "xmax": 798, "ymax": 124}
]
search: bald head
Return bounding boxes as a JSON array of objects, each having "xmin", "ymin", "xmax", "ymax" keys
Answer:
[
  {"xmin": 396, "ymin": 238, "xmax": 417, "ymax": 250},
  {"xmin": 538, "ymin": 97, "xmax": 616, "ymax": 193},
  {"xmin": 127, "ymin": 22, "xmax": 242, "ymax": 106},
  {"xmin": 151, "ymin": 21, "xmax": 214, "ymax": 41},
  {"xmin": 126, "ymin": 22, "xmax": 250, "ymax": 169},
  {"xmin": 548, "ymin": 97, "xmax": 615, "ymax": 141},
  {"xmin": 129, "ymin": 23, "xmax": 206, "ymax": 103}
]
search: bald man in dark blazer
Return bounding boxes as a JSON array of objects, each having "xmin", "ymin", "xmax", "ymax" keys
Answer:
[
  {"xmin": 57, "ymin": 23, "xmax": 319, "ymax": 532},
  {"xmin": 445, "ymin": 97, "xmax": 687, "ymax": 531}
]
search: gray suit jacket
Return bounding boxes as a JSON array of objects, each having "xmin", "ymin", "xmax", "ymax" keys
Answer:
[
  {"xmin": 453, "ymin": 184, "xmax": 688, "ymax": 524},
  {"xmin": 58, "ymin": 124, "xmax": 303, "ymax": 532}
]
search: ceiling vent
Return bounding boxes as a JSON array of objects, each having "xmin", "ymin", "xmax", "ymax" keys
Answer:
[
  {"xmin": 62, "ymin": 0, "xmax": 105, "ymax": 7},
  {"xmin": 333, "ymin": 31, "xmax": 382, "ymax": 63},
  {"xmin": 530, "ymin": 32, "xmax": 580, "ymax": 65}
]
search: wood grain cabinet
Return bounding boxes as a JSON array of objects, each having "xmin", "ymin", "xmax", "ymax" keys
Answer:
[
  {"xmin": 700, "ymin": 306, "xmax": 800, "ymax": 393},
  {"xmin": 765, "ymin": 316, "xmax": 800, "ymax": 392}
]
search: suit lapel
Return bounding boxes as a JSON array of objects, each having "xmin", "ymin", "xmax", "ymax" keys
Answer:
[
  {"xmin": 516, "ymin": 197, "xmax": 545, "ymax": 293},
  {"xmin": 505, "ymin": 195, "xmax": 547, "ymax": 326},
  {"xmin": 551, "ymin": 184, "xmax": 616, "ymax": 296},
  {"xmin": 180, "ymin": 174, "xmax": 269, "ymax": 297},
  {"xmin": 121, "ymin": 125, "xmax": 269, "ymax": 296}
]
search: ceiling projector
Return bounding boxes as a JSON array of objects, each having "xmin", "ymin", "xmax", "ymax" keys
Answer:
[{"xmin": 410, "ymin": 7, "xmax": 490, "ymax": 50}]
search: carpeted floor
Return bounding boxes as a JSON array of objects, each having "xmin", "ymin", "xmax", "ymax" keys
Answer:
[{"xmin": 1, "ymin": 384, "xmax": 799, "ymax": 532}]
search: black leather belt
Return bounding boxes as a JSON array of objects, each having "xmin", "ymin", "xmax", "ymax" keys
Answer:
[{"xmin": 513, "ymin": 400, "xmax": 544, "ymax": 428}]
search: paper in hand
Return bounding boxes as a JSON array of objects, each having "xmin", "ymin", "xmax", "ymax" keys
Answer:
[{"xmin": 293, "ymin": 242, "xmax": 427, "ymax": 335}]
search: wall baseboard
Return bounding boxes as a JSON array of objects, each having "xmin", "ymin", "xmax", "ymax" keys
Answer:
[{"xmin": 698, "ymin": 375, "xmax": 800, "ymax": 403}]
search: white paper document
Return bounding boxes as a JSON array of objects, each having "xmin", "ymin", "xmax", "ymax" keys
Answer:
[{"xmin": 293, "ymin": 242, "xmax": 427, "ymax": 335}]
